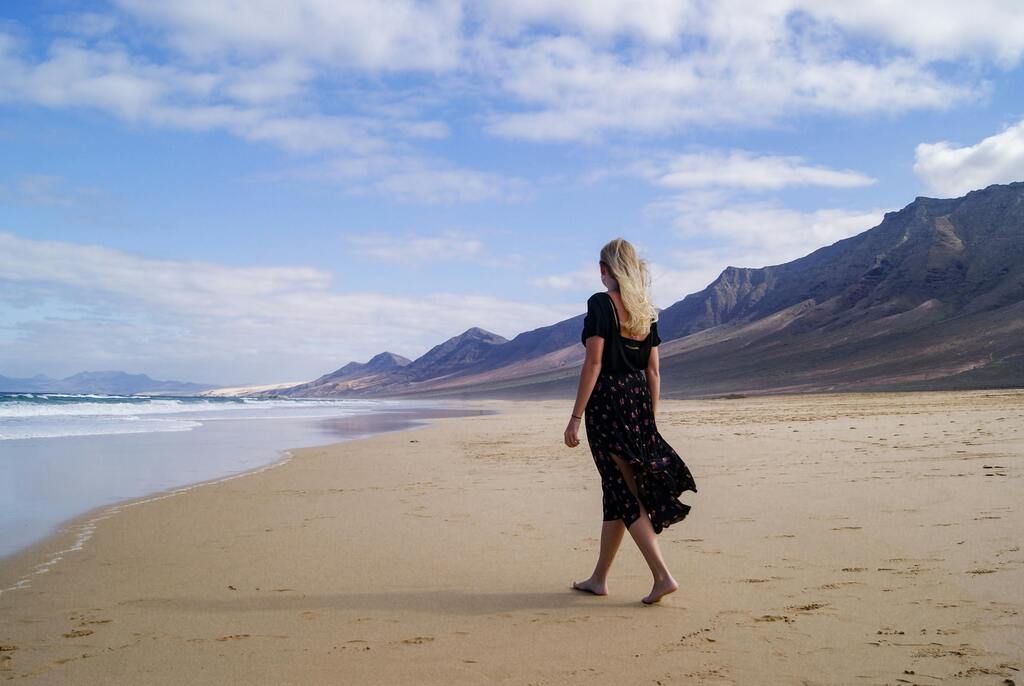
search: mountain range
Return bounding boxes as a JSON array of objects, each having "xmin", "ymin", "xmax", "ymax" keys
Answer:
[
  {"xmin": 263, "ymin": 180, "xmax": 1024, "ymax": 400},
  {"xmin": 0, "ymin": 371, "xmax": 215, "ymax": 395},
  {"xmin": 7, "ymin": 181, "xmax": 1022, "ymax": 400}
]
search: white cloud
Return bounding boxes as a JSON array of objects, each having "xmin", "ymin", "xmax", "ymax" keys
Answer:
[
  {"xmin": 807, "ymin": 1, "xmax": 1024, "ymax": 67},
  {"xmin": 0, "ymin": 28, "xmax": 536, "ymax": 205},
  {"xmin": 529, "ymin": 264, "xmax": 601, "ymax": 292},
  {"xmin": 273, "ymin": 154, "xmax": 529, "ymax": 204},
  {"xmin": 477, "ymin": 1, "xmax": 1024, "ymax": 65},
  {"xmin": 477, "ymin": 5, "xmax": 993, "ymax": 142},
  {"xmin": 483, "ymin": 43, "xmax": 980, "ymax": 142},
  {"xmin": 695, "ymin": 205, "xmax": 886, "ymax": 263},
  {"xmin": 914, "ymin": 119, "xmax": 1024, "ymax": 196},
  {"xmin": 347, "ymin": 230, "xmax": 484, "ymax": 264},
  {"xmin": 0, "ymin": 231, "xmax": 575, "ymax": 383},
  {"xmin": 5, "ymin": 1, "xmax": 1018, "ymax": 155},
  {"xmin": 650, "ymin": 194, "xmax": 886, "ymax": 264},
  {"xmin": 367, "ymin": 164, "xmax": 529, "ymax": 205},
  {"xmin": 222, "ymin": 57, "xmax": 315, "ymax": 105},
  {"xmin": 111, "ymin": 1, "xmax": 1024, "ymax": 76},
  {"xmin": 114, "ymin": 0, "xmax": 465, "ymax": 70},
  {"xmin": 595, "ymin": 149, "xmax": 876, "ymax": 190},
  {"xmin": 0, "ymin": 34, "xmax": 346, "ymax": 147}
]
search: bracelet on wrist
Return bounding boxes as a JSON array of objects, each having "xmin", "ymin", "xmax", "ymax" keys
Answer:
[{"xmin": 571, "ymin": 414, "xmax": 582, "ymax": 420}]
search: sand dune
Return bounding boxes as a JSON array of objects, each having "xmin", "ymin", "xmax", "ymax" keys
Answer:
[{"xmin": 1, "ymin": 390, "xmax": 1022, "ymax": 683}]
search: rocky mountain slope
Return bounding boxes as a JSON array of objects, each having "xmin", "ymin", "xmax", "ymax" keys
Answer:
[
  {"xmin": 271, "ymin": 181, "xmax": 1024, "ymax": 400},
  {"xmin": 277, "ymin": 352, "xmax": 412, "ymax": 398}
]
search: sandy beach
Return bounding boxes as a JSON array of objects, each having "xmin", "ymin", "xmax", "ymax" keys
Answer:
[{"xmin": 1, "ymin": 390, "xmax": 1022, "ymax": 684}]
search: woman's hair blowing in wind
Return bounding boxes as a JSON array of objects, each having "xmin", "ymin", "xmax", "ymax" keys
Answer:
[{"xmin": 600, "ymin": 238, "xmax": 658, "ymax": 338}]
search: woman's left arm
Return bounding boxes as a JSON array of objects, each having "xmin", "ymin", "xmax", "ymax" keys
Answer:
[{"xmin": 565, "ymin": 337, "xmax": 603, "ymax": 447}]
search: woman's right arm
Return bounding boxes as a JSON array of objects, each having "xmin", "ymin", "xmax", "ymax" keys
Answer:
[
  {"xmin": 571, "ymin": 337, "xmax": 603, "ymax": 419},
  {"xmin": 566, "ymin": 337, "xmax": 602, "ymax": 447},
  {"xmin": 646, "ymin": 346, "xmax": 660, "ymax": 415}
]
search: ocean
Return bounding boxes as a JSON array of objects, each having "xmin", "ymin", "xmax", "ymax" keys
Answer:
[{"xmin": 0, "ymin": 392, "xmax": 490, "ymax": 564}]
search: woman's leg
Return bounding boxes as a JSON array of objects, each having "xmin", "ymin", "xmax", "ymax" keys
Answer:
[
  {"xmin": 573, "ymin": 519, "xmax": 625, "ymax": 594},
  {"xmin": 595, "ymin": 519, "xmax": 626, "ymax": 580},
  {"xmin": 610, "ymin": 453, "xmax": 679, "ymax": 604}
]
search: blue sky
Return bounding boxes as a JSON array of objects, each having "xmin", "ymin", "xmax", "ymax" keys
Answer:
[{"xmin": 2, "ymin": 2, "xmax": 1023, "ymax": 385}]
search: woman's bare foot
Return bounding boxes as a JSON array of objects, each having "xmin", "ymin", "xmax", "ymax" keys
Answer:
[
  {"xmin": 641, "ymin": 576, "xmax": 678, "ymax": 604},
  {"xmin": 571, "ymin": 577, "xmax": 608, "ymax": 596}
]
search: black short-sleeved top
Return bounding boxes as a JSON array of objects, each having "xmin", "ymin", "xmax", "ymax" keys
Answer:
[{"xmin": 580, "ymin": 291, "xmax": 660, "ymax": 373}]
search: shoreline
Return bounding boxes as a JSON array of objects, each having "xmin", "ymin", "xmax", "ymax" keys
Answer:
[
  {"xmin": 0, "ymin": 402, "xmax": 503, "ymax": 598},
  {"xmin": 1, "ymin": 390, "xmax": 1020, "ymax": 683}
]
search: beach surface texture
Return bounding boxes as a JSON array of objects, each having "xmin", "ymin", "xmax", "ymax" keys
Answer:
[{"xmin": 1, "ymin": 391, "xmax": 1022, "ymax": 683}]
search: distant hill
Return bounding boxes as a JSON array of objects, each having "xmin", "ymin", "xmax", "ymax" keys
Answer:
[
  {"xmin": 271, "ymin": 322, "xmax": 587, "ymax": 398},
  {"xmin": 0, "ymin": 373, "xmax": 54, "ymax": 392},
  {"xmin": 278, "ymin": 352, "xmax": 412, "ymax": 397},
  {"xmin": 268, "ymin": 180, "xmax": 1024, "ymax": 400},
  {"xmin": 0, "ymin": 370, "xmax": 216, "ymax": 395}
]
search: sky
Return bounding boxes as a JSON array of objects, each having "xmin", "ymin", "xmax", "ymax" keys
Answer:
[{"xmin": 1, "ymin": 1, "xmax": 1024, "ymax": 386}]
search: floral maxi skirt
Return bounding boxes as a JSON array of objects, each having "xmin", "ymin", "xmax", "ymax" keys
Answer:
[{"xmin": 584, "ymin": 368, "xmax": 697, "ymax": 534}]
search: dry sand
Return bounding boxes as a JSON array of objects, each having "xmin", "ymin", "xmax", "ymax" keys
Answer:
[{"xmin": 1, "ymin": 390, "xmax": 1022, "ymax": 684}]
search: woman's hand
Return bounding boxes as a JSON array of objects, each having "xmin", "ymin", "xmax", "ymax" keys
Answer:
[{"xmin": 564, "ymin": 416, "xmax": 582, "ymax": 448}]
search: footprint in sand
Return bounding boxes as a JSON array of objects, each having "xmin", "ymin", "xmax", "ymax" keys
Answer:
[
  {"xmin": 831, "ymin": 526, "xmax": 863, "ymax": 530},
  {"xmin": 677, "ymin": 627, "xmax": 714, "ymax": 644},
  {"xmin": 62, "ymin": 628, "xmax": 94, "ymax": 638},
  {"xmin": 788, "ymin": 602, "xmax": 829, "ymax": 612},
  {"xmin": 911, "ymin": 644, "xmax": 979, "ymax": 659},
  {"xmin": 841, "ymin": 567, "xmax": 867, "ymax": 572},
  {"xmin": 215, "ymin": 634, "xmax": 251, "ymax": 641},
  {"xmin": 754, "ymin": 614, "xmax": 793, "ymax": 623},
  {"xmin": 400, "ymin": 636, "xmax": 435, "ymax": 645},
  {"xmin": 69, "ymin": 612, "xmax": 112, "ymax": 627},
  {"xmin": 683, "ymin": 667, "xmax": 731, "ymax": 680}
]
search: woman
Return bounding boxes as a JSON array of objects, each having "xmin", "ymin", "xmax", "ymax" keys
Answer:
[{"xmin": 563, "ymin": 238, "xmax": 697, "ymax": 605}]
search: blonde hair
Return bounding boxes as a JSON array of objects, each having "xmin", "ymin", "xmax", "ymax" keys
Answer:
[{"xmin": 599, "ymin": 238, "xmax": 658, "ymax": 338}]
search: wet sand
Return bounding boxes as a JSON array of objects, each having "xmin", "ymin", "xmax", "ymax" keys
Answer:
[{"xmin": 1, "ymin": 390, "xmax": 1022, "ymax": 683}]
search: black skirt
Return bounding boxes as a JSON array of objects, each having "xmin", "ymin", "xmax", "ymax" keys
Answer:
[{"xmin": 584, "ymin": 368, "xmax": 697, "ymax": 534}]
